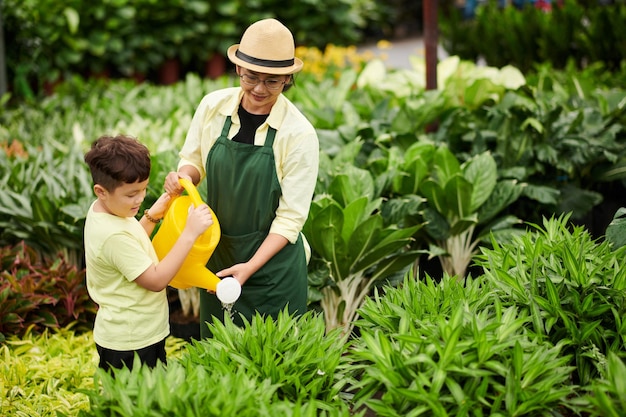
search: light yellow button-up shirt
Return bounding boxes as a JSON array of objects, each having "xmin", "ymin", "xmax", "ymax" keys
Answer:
[{"xmin": 178, "ymin": 87, "xmax": 319, "ymax": 244}]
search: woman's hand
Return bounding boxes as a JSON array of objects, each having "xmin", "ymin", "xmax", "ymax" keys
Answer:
[
  {"xmin": 217, "ymin": 263, "xmax": 255, "ymax": 287},
  {"xmin": 164, "ymin": 172, "xmax": 190, "ymax": 196}
]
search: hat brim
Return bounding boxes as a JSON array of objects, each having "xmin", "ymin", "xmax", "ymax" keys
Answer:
[{"xmin": 227, "ymin": 44, "xmax": 303, "ymax": 75}]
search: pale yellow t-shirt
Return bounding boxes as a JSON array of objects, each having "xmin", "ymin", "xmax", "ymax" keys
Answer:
[{"xmin": 84, "ymin": 201, "xmax": 169, "ymax": 351}]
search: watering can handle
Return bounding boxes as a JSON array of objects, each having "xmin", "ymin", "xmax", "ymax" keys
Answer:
[{"xmin": 178, "ymin": 178, "xmax": 204, "ymax": 208}]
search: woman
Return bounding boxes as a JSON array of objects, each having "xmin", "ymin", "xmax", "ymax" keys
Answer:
[{"xmin": 164, "ymin": 18, "xmax": 319, "ymax": 336}]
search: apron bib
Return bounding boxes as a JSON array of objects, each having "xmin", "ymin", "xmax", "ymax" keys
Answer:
[{"xmin": 199, "ymin": 116, "xmax": 307, "ymax": 336}]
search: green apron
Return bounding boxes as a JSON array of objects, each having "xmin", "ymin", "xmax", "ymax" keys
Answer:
[{"xmin": 199, "ymin": 116, "xmax": 308, "ymax": 337}]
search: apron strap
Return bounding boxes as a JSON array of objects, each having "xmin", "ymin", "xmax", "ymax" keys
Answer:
[
  {"xmin": 220, "ymin": 116, "xmax": 232, "ymax": 137},
  {"xmin": 264, "ymin": 127, "xmax": 277, "ymax": 148}
]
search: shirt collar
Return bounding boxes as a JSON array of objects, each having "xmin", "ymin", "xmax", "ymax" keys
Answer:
[{"xmin": 219, "ymin": 88, "xmax": 287, "ymax": 130}]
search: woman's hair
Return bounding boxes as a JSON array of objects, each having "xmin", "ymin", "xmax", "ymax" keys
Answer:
[
  {"xmin": 84, "ymin": 134, "xmax": 151, "ymax": 191},
  {"xmin": 283, "ymin": 74, "xmax": 295, "ymax": 92}
]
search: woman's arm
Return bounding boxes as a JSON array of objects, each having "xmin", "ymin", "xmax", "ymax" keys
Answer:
[{"xmin": 217, "ymin": 233, "xmax": 288, "ymax": 286}]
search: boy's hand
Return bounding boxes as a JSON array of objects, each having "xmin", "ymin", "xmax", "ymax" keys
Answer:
[
  {"xmin": 147, "ymin": 193, "xmax": 171, "ymax": 220},
  {"xmin": 184, "ymin": 204, "xmax": 213, "ymax": 238}
]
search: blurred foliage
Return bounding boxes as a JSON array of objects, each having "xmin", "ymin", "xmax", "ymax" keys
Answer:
[
  {"xmin": 0, "ymin": 0, "xmax": 410, "ymax": 98},
  {"xmin": 439, "ymin": 0, "xmax": 626, "ymax": 75}
]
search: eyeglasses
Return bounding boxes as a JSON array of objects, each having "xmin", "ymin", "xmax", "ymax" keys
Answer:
[{"xmin": 239, "ymin": 74, "xmax": 286, "ymax": 91}]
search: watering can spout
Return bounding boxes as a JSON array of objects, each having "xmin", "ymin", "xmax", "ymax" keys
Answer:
[{"xmin": 152, "ymin": 178, "xmax": 241, "ymax": 304}]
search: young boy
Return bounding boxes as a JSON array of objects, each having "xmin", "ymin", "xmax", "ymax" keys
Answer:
[{"xmin": 84, "ymin": 134, "xmax": 213, "ymax": 372}]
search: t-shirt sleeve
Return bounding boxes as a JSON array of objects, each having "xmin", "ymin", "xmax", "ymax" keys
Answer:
[{"xmin": 100, "ymin": 232, "xmax": 154, "ymax": 282}]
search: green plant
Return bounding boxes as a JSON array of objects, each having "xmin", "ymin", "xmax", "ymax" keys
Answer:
[
  {"xmin": 181, "ymin": 310, "xmax": 350, "ymax": 406},
  {"xmin": 81, "ymin": 310, "xmax": 356, "ymax": 416},
  {"xmin": 0, "ymin": 327, "xmax": 188, "ymax": 417},
  {"xmin": 431, "ymin": 63, "xmax": 626, "ymax": 230},
  {"xmin": 582, "ymin": 352, "xmax": 626, "ymax": 416},
  {"xmin": 475, "ymin": 213, "xmax": 626, "ymax": 385},
  {"xmin": 304, "ymin": 148, "xmax": 422, "ymax": 336},
  {"xmin": 0, "ymin": 327, "xmax": 95, "ymax": 416},
  {"xmin": 605, "ymin": 207, "xmax": 626, "ymax": 250},
  {"xmin": 2, "ymin": 0, "xmax": 85, "ymax": 94},
  {"xmin": 0, "ymin": 135, "xmax": 92, "ymax": 264},
  {"xmin": 0, "ymin": 242, "xmax": 97, "ymax": 342},
  {"xmin": 423, "ymin": 146, "xmax": 523, "ymax": 277},
  {"xmin": 439, "ymin": 0, "xmax": 626, "ymax": 73},
  {"xmin": 383, "ymin": 141, "xmax": 525, "ymax": 279},
  {"xmin": 349, "ymin": 273, "xmax": 577, "ymax": 416}
]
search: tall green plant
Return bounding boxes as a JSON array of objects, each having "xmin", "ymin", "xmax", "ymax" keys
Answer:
[
  {"xmin": 423, "ymin": 145, "xmax": 524, "ymax": 278},
  {"xmin": 304, "ymin": 155, "xmax": 421, "ymax": 336},
  {"xmin": 380, "ymin": 141, "xmax": 525, "ymax": 279}
]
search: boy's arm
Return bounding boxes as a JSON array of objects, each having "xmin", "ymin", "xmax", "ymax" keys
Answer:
[
  {"xmin": 139, "ymin": 193, "xmax": 171, "ymax": 235},
  {"xmin": 135, "ymin": 204, "xmax": 212, "ymax": 292}
]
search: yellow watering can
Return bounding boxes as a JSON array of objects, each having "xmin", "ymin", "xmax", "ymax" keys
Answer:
[{"xmin": 152, "ymin": 178, "xmax": 241, "ymax": 304}]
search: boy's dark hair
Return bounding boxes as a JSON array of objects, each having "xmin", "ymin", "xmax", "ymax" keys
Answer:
[{"xmin": 84, "ymin": 135, "xmax": 151, "ymax": 191}]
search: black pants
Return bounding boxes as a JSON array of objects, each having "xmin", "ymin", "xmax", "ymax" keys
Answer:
[{"xmin": 96, "ymin": 338, "xmax": 167, "ymax": 373}]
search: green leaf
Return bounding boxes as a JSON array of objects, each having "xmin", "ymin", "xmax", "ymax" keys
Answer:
[
  {"xmin": 346, "ymin": 215, "xmax": 384, "ymax": 274},
  {"xmin": 310, "ymin": 203, "xmax": 345, "ymax": 267},
  {"xmin": 422, "ymin": 206, "xmax": 450, "ymax": 241},
  {"xmin": 63, "ymin": 8, "xmax": 80, "ymax": 35},
  {"xmin": 420, "ymin": 179, "xmax": 446, "ymax": 215},
  {"xmin": 477, "ymin": 180, "xmax": 524, "ymax": 225},
  {"xmin": 433, "ymin": 145, "xmax": 461, "ymax": 186},
  {"xmin": 444, "ymin": 175, "xmax": 473, "ymax": 218},
  {"xmin": 463, "ymin": 152, "xmax": 498, "ymax": 211},
  {"xmin": 606, "ymin": 207, "xmax": 626, "ymax": 249},
  {"xmin": 521, "ymin": 184, "xmax": 560, "ymax": 205}
]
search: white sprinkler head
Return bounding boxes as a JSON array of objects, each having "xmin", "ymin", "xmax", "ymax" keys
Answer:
[{"xmin": 216, "ymin": 277, "xmax": 241, "ymax": 304}]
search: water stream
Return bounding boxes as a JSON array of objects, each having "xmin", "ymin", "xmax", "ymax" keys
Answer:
[{"xmin": 222, "ymin": 302, "xmax": 235, "ymax": 321}]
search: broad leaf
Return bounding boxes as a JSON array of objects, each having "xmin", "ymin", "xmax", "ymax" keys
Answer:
[
  {"xmin": 444, "ymin": 174, "xmax": 473, "ymax": 218},
  {"xmin": 463, "ymin": 152, "xmax": 498, "ymax": 211},
  {"xmin": 422, "ymin": 206, "xmax": 450, "ymax": 241},
  {"xmin": 478, "ymin": 180, "xmax": 525, "ymax": 224},
  {"xmin": 420, "ymin": 179, "xmax": 446, "ymax": 215},
  {"xmin": 433, "ymin": 145, "xmax": 460, "ymax": 185}
]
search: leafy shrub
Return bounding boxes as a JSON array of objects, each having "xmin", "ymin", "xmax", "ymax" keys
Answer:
[
  {"xmin": 349, "ymin": 273, "xmax": 577, "ymax": 415},
  {"xmin": 0, "ymin": 241, "xmax": 96, "ymax": 342},
  {"xmin": 181, "ymin": 310, "xmax": 350, "ymax": 406},
  {"xmin": 0, "ymin": 327, "xmax": 95, "ymax": 416},
  {"xmin": 582, "ymin": 352, "xmax": 626, "ymax": 416},
  {"xmin": 1, "ymin": 327, "xmax": 188, "ymax": 417},
  {"xmin": 80, "ymin": 310, "xmax": 357, "ymax": 416},
  {"xmin": 475, "ymin": 213, "xmax": 626, "ymax": 385},
  {"xmin": 440, "ymin": 0, "xmax": 626, "ymax": 73}
]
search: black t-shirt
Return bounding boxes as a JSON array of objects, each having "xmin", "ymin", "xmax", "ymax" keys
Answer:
[{"xmin": 232, "ymin": 105, "xmax": 269, "ymax": 145}]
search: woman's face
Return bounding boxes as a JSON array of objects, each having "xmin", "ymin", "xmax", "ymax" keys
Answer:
[{"xmin": 237, "ymin": 66, "xmax": 290, "ymax": 114}]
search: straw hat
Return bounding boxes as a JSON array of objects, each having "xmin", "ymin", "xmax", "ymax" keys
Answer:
[{"xmin": 227, "ymin": 18, "xmax": 303, "ymax": 75}]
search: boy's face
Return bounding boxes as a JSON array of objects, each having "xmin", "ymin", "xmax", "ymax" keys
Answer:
[{"xmin": 95, "ymin": 180, "xmax": 149, "ymax": 218}]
